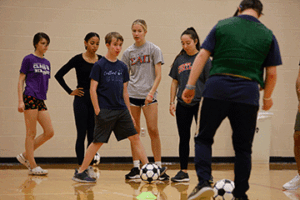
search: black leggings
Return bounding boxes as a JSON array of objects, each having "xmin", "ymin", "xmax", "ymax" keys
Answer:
[
  {"xmin": 175, "ymin": 102, "xmax": 200, "ymax": 170},
  {"xmin": 73, "ymin": 90, "xmax": 95, "ymax": 165}
]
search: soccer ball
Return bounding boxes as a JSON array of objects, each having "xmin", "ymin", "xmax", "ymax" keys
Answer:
[
  {"xmin": 213, "ymin": 179, "xmax": 235, "ymax": 200},
  {"xmin": 140, "ymin": 163, "xmax": 160, "ymax": 183},
  {"xmin": 92, "ymin": 153, "xmax": 100, "ymax": 165}
]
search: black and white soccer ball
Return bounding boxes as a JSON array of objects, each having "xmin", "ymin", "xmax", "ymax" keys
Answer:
[
  {"xmin": 140, "ymin": 163, "xmax": 160, "ymax": 183},
  {"xmin": 92, "ymin": 152, "xmax": 100, "ymax": 165},
  {"xmin": 213, "ymin": 179, "xmax": 235, "ymax": 200}
]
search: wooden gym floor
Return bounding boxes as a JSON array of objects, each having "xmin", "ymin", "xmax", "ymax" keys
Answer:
[{"xmin": 0, "ymin": 163, "xmax": 299, "ymax": 200}]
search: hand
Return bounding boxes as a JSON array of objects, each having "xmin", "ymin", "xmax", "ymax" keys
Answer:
[
  {"xmin": 169, "ymin": 104, "xmax": 176, "ymax": 116},
  {"xmin": 18, "ymin": 102, "xmax": 25, "ymax": 113},
  {"xmin": 144, "ymin": 93, "xmax": 153, "ymax": 106},
  {"xmin": 262, "ymin": 98, "xmax": 273, "ymax": 111},
  {"xmin": 95, "ymin": 108, "xmax": 100, "ymax": 115},
  {"xmin": 182, "ymin": 88, "xmax": 195, "ymax": 104},
  {"xmin": 70, "ymin": 87, "xmax": 84, "ymax": 97}
]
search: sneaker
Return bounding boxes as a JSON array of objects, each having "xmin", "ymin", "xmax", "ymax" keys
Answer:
[
  {"xmin": 158, "ymin": 166, "xmax": 167, "ymax": 177},
  {"xmin": 72, "ymin": 169, "xmax": 96, "ymax": 183},
  {"xmin": 283, "ymin": 174, "xmax": 300, "ymax": 190},
  {"xmin": 171, "ymin": 170, "xmax": 190, "ymax": 182},
  {"xmin": 28, "ymin": 166, "xmax": 48, "ymax": 176},
  {"xmin": 125, "ymin": 167, "xmax": 140, "ymax": 179},
  {"xmin": 159, "ymin": 172, "xmax": 170, "ymax": 181},
  {"xmin": 16, "ymin": 153, "xmax": 31, "ymax": 169},
  {"xmin": 187, "ymin": 181, "xmax": 214, "ymax": 200},
  {"xmin": 234, "ymin": 198, "xmax": 249, "ymax": 200}
]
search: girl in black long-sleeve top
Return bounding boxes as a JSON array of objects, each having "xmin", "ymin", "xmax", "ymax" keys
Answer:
[{"xmin": 55, "ymin": 32, "xmax": 102, "ymax": 169}]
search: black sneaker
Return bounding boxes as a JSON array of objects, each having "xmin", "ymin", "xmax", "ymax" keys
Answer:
[
  {"xmin": 234, "ymin": 198, "xmax": 249, "ymax": 200},
  {"xmin": 187, "ymin": 181, "xmax": 214, "ymax": 200},
  {"xmin": 171, "ymin": 170, "xmax": 190, "ymax": 182},
  {"xmin": 72, "ymin": 169, "xmax": 96, "ymax": 183},
  {"xmin": 125, "ymin": 167, "xmax": 140, "ymax": 179},
  {"xmin": 159, "ymin": 172, "xmax": 170, "ymax": 181}
]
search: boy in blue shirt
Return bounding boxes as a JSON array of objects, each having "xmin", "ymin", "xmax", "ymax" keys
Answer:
[{"xmin": 72, "ymin": 32, "xmax": 166, "ymax": 183}]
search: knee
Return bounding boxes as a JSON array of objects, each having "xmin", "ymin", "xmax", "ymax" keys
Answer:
[
  {"xmin": 148, "ymin": 127, "xmax": 159, "ymax": 138},
  {"xmin": 45, "ymin": 129, "xmax": 54, "ymax": 140},
  {"xmin": 129, "ymin": 134, "xmax": 140, "ymax": 143}
]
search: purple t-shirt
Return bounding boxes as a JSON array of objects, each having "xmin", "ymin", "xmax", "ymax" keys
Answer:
[{"xmin": 20, "ymin": 54, "xmax": 51, "ymax": 100}]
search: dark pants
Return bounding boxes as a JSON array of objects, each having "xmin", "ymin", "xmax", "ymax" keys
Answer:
[
  {"xmin": 73, "ymin": 90, "xmax": 95, "ymax": 165},
  {"xmin": 175, "ymin": 102, "xmax": 199, "ymax": 170},
  {"xmin": 195, "ymin": 98, "xmax": 258, "ymax": 199}
]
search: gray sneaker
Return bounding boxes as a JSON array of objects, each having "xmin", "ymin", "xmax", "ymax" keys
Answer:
[
  {"xmin": 16, "ymin": 153, "xmax": 31, "ymax": 169},
  {"xmin": 72, "ymin": 169, "xmax": 96, "ymax": 183},
  {"xmin": 187, "ymin": 181, "xmax": 214, "ymax": 200}
]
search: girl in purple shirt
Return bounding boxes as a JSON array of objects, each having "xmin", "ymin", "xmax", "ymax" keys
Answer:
[{"xmin": 17, "ymin": 32, "xmax": 54, "ymax": 175}]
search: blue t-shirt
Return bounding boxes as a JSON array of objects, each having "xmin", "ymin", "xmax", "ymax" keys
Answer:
[
  {"xmin": 90, "ymin": 57, "xmax": 129, "ymax": 110},
  {"xmin": 201, "ymin": 15, "xmax": 282, "ymax": 106}
]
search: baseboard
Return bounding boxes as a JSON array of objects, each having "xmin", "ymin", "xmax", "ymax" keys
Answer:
[{"xmin": 0, "ymin": 156, "xmax": 296, "ymax": 164}]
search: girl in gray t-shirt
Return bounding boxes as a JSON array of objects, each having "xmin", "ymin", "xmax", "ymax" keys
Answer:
[{"xmin": 121, "ymin": 19, "xmax": 169, "ymax": 181}]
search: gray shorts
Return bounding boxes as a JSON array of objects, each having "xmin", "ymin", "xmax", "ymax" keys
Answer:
[
  {"xmin": 93, "ymin": 109, "xmax": 137, "ymax": 143},
  {"xmin": 295, "ymin": 112, "xmax": 300, "ymax": 131}
]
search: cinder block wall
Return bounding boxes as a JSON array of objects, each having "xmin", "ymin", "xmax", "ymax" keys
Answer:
[{"xmin": 0, "ymin": 0, "xmax": 299, "ymax": 160}]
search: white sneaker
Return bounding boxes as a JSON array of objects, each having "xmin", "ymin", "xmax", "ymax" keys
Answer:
[
  {"xmin": 16, "ymin": 153, "xmax": 31, "ymax": 169},
  {"xmin": 29, "ymin": 166, "xmax": 48, "ymax": 176},
  {"xmin": 283, "ymin": 174, "xmax": 300, "ymax": 190}
]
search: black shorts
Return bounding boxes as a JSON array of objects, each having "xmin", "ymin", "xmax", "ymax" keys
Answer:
[
  {"xmin": 129, "ymin": 97, "xmax": 158, "ymax": 107},
  {"xmin": 93, "ymin": 109, "xmax": 137, "ymax": 143},
  {"xmin": 23, "ymin": 95, "xmax": 47, "ymax": 111}
]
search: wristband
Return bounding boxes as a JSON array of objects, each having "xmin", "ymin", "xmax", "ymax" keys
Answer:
[
  {"xmin": 263, "ymin": 97, "xmax": 272, "ymax": 100},
  {"xmin": 148, "ymin": 94, "xmax": 153, "ymax": 98},
  {"xmin": 185, "ymin": 84, "xmax": 196, "ymax": 90},
  {"xmin": 170, "ymin": 102, "xmax": 175, "ymax": 105}
]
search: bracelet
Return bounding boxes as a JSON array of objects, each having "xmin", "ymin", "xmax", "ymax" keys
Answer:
[
  {"xmin": 185, "ymin": 84, "xmax": 196, "ymax": 90},
  {"xmin": 148, "ymin": 94, "xmax": 153, "ymax": 98},
  {"xmin": 170, "ymin": 102, "xmax": 175, "ymax": 105},
  {"xmin": 263, "ymin": 97, "xmax": 272, "ymax": 100}
]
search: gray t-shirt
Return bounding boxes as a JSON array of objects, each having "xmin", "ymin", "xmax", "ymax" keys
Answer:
[
  {"xmin": 121, "ymin": 41, "xmax": 164, "ymax": 99},
  {"xmin": 169, "ymin": 53, "xmax": 211, "ymax": 107}
]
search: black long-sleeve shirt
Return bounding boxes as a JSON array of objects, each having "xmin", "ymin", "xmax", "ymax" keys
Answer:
[{"xmin": 55, "ymin": 54, "xmax": 102, "ymax": 94}]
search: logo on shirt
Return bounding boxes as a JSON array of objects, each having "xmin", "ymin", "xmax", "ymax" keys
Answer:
[
  {"xmin": 104, "ymin": 70, "xmax": 123, "ymax": 82},
  {"xmin": 33, "ymin": 63, "xmax": 50, "ymax": 75},
  {"xmin": 130, "ymin": 55, "xmax": 150, "ymax": 65},
  {"xmin": 178, "ymin": 62, "xmax": 192, "ymax": 74}
]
